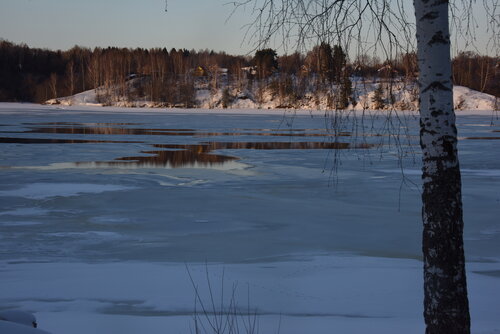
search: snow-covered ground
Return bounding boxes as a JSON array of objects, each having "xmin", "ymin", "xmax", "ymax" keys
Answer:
[
  {"xmin": 46, "ymin": 82, "xmax": 498, "ymax": 112},
  {"xmin": 0, "ymin": 103, "xmax": 499, "ymax": 333}
]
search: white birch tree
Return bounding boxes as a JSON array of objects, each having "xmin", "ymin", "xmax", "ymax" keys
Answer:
[
  {"xmin": 415, "ymin": 1, "xmax": 470, "ymax": 332},
  {"xmin": 231, "ymin": 0, "xmax": 497, "ymax": 332}
]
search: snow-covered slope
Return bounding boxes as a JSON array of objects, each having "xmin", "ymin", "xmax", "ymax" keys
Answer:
[
  {"xmin": 453, "ymin": 85, "xmax": 498, "ymax": 111},
  {"xmin": 46, "ymin": 89, "xmax": 100, "ymax": 107},
  {"xmin": 46, "ymin": 83, "xmax": 498, "ymax": 111}
]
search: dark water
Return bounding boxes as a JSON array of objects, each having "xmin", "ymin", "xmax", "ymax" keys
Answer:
[{"xmin": 1, "ymin": 122, "xmax": 369, "ymax": 168}]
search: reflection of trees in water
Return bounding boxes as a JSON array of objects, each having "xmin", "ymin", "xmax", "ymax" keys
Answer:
[
  {"xmin": 463, "ymin": 137, "xmax": 500, "ymax": 140},
  {"xmin": 25, "ymin": 122, "xmax": 141, "ymax": 126},
  {"xmin": 153, "ymin": 142, "xmax": 358, "ymax": 150},
  {"xmin": 5, "ymin": 124, "xmax": 376, "ymax": 168},
  {"xmin": 0, "ymin": 137, "xmax": 138, "ymax": 144},
  {"xmin": 21, "ymin": 125, "xmax": 350, "ymax": 138},
  {"xmin": 113, "ymin": 148, "xmax": 237, "ymax": 168},
  {"xmin": 24, "ymin": 127, "xmax": 194, "ymax": 136},
  {"xmin": 81, "ymin": 141, "xmax": 374, "ymax": 168}
]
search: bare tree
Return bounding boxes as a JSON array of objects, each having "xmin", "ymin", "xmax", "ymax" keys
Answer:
[
  {"xmin": 48, "ymin": 73, "xmax": 58, "ymax": 99},
  {"xmin": 231, "ymin": 0, "xmax": 497, "ymax": 333},
  {"xmin": 88, "ymin": 50, "xmax": 101, "ymax": 91},
  {"xmin": 66, "ymin": 60, "xmax": 75, "ymax": 97}
]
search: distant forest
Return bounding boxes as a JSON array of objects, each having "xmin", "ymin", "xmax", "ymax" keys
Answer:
[{"xmin": 0, "ymin": 39, "xmax": 498, "ymax": 105}]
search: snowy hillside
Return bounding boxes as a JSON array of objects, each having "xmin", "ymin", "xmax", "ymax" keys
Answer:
[
  {"xmin": 453, "ymin": 86, "xmax": 498, "ymax": 111},
  {"xmin": 46, "ymin": 81, "xmax": 498, "ymax": 111}
]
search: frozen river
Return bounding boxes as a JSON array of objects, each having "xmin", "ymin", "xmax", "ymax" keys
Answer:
[{"xmin": 0, "ymin": 103, "xmax": 499, "ymax": 333}]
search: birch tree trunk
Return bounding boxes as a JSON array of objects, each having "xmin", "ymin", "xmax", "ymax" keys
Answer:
[{"xmin": 414, "ymin": 0, "xmax": 471, "ymax": 332}]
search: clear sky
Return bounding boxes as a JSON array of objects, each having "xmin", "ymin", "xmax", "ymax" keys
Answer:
[
  {"xmin": 0, "ymin": 0, "xmax": 495, "ymax": 56},
  {"xmin": 0, "ymin": 0, "xmax": 255, "ymax": 54}
]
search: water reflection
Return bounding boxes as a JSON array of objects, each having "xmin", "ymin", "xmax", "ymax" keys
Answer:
[
  {"xmin": 463, "ymin": 137, "xmax": 500, "ymax": 140},
  {"xmin": 24, "ymin": 122, "xmax": 142, "ymax": 126},
  {"xmin": 1, "ymin": 123, "xmax": 374, "ymax": 169},
  {"xmin": 80, "ymin": 141, "xmax": 373, "ymax": 168},
  {"xmin": 0, "ymin": 137, "xmax": 140, "ymax": 144},
  {"xmin": 17, "ymin": 124, "xmax": 349, "ymax": 138},
  {"xmin": 79, "ymin": 149, "xmax": 238, "ymax": 168},
  {"xmin": 153, "ymin": 141, "xmax": 371, "ymax": 151},
  {"xmin": 21, "ymin": 127, "xmax": 196, "ymax": 136}
]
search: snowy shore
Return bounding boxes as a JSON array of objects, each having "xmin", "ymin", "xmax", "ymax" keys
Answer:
[{"xmin": 42, "ymin": 84, "xmax": 498, "ymax": 113}]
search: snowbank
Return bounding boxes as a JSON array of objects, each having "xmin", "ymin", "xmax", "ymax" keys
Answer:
[
  {"xmin": 45, "ymin": 82, "xmax": 498, "ymax": 112},
  {"xmin": 454, "ymin": 85, "xmax": 498, "ymax": 111}
]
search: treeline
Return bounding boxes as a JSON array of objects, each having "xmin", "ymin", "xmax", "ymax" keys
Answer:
[
  {"xmin": 452, "ymin": 51, "xmax": 499, "ymax": 97},
  {"xmin": 0, "ymin": 40, "xmax": 249, "ymax": 103},
  {"xmin": 0, "ymin": 39, "xmax": 498, "ymax": 104}
]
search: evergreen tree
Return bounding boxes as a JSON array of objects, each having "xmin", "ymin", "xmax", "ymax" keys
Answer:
[
  {"xmin": 372, "ymin": 84, "xmax": 385, "ymax": 110},
  {"xmin": 318, "ymin": 42, "xmax": 334, "ymax": 83},
  {"xmin": 332, "ymin": 45, "xmax": 347, "ymax": 83},
  {"xmin": 253, "ymin": 49, "xmax": 278, "ymax": 79}
]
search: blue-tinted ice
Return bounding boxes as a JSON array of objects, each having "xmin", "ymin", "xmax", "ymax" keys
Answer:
[{"xmin": 0, "ymin": 105, "xmax": 499, "ymax": 334}]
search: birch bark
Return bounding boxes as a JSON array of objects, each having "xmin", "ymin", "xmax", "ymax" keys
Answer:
[{"xmin": 414, "ymin": 0, "xmax": 471, "ymax": 332}]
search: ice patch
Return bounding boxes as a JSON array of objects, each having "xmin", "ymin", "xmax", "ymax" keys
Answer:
[
  {"xmin": 377, "ymin": 168, "xmax": 500, "ymax": 178},
  {"xmin": 0, "ymin": 221, "xmax": 42, "ymax": 227},
  {"xmin": 90, "ymin": 216, "xmax": 131, "ymax": 225},
  {"xmin": 480, "ymin": 228, "xmax": 500, "ymax": 236},
  {"xmin": 378, "ymin": 169, "xmax": 421, "ymax": 175},
  {"xmin": 0, "ymin": 321, "xmax": 52, "ymax": 334},
  {"xmin": 7, "ymin": 160, "xmax": 251, "ymax": 172},
  {"xmin": 0, "ymin": 207, "xmax": 48, "ymax": 216},
  {"xmin": 0, "ymin": 183, "xmax": 136, "ymax": 199},
  {"xmin": 43, "ymin": 231, "xmax": 123, "ymax": 239},
  {"xmin": 460, "ymin": 169, "xmax": 500, "ymax": 177},
  {"xmin": 2, "ymin": 255, "xmax": 500, "ymax": 334},
  {"xmin": 176, "ymin": 179, "xmax": 209, "ymax": 187}
]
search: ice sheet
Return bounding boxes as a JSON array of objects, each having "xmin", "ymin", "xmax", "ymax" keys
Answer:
[
  {"xmin": 1, "ymin": 256, "xmax": 499, "ymax": 334},
  {"xmin": 0, "ymin": 183, "xmax": 136, "ymax": 199},
  {"xmin": 0, "ymin": 104, "xmax": 499, "ymax": 334}
]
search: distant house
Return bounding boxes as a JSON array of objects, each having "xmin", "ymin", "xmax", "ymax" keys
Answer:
[
  {"xmin": 219, "ymin": 68, "xmax": 228, "ymax": 77},
  {"xmin": 241, "ymin": 66, "xmax": 257, "ymax": 76},
  {"xmin": 125, "ymin": 73, "xmax": 138, "ymax": 81},
  {"xmin": 193, "ymin": 66, "xmax": 229, "ymax": 78},
  {"xmin": 193, "ymin": 66, "xmax": 207, "ymax": 77}
]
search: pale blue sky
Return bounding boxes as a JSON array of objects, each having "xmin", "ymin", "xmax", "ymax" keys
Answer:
[
  {"xmin": 0, "ymin": 0, "xmax": 254, "ymax": 53},
  {"xmin": 0, "ymin": 0, "xmax": 494, "ymax": 55}
]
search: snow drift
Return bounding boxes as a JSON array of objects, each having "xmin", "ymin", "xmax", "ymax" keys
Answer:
[{"xmin": 46, "ymin": 79, "xmax": 498, "ymax": 112}]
